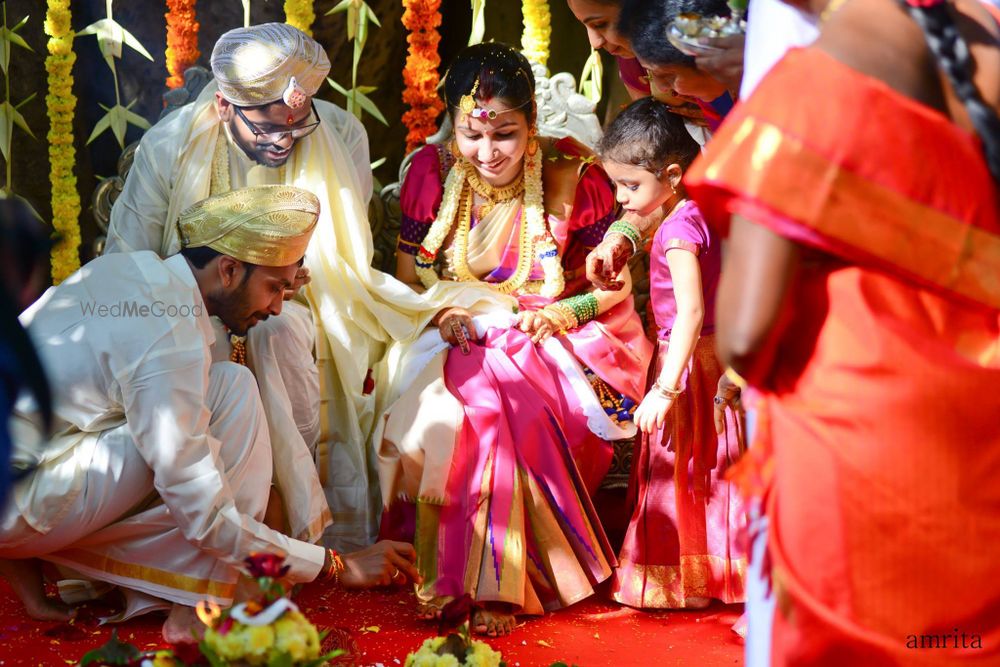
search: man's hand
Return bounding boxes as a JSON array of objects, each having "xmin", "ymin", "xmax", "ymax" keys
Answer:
[
  {"xmin": 340, "ymin": 540, "xmax": 422, "ymax": 589},
  {"xmin": 433, "ymin": 306, "xmax": 476, "ymax": 355},
  {"xmin": 693, "ymin": 34, "xmax": 745, "ymax": 96},
  {"xmin": 585, "ymin": 233, "xmax": 633, "ymax": 291},
  {"xmin": 284, "ymin": 267, "xmax": 311, "ymax": 301}
]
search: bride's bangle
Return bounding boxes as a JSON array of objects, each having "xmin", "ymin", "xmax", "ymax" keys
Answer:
[
  {"xmin": 543, "ymin": 303, "xmax": 578, "ymax": 331},
  {"xmin": 559, "ymin": 292, "xmax": 599, "ymax": 327}
]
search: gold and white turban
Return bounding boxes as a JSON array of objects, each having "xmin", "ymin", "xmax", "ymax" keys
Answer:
[
  {"xmin": 211, "ymin": 22, "xmax": 330, "ymax": 108},
  {"xmin": 178, "ymin": 185, "xmax": 320, "ymax": 267}
]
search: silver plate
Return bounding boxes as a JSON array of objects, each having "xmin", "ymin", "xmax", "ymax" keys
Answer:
[{"xmin": 666, "ymin": 24, "xmax": 725, "ymax": 57}]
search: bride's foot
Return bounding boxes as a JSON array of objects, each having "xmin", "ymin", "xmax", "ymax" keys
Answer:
[
  {"xmin": 416, "ymin": 596, "xmax": 452, "ymax": 621},
  {"xmin": 472, "ymin": 603, "xmax": 515, "ymax": 637},
  {"xmin": 0, "ymin": 558, "xmax": 75, "ymax": 621},
  {"xmin": 162, "ymin": 604, "xmax": 206, "ymax": 644},
  {"xmin": 684, "ymin": 596, "xmax": 711, "ymax": 609}
]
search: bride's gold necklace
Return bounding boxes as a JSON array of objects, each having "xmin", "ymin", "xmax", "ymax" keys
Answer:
[{"xmin": 465, "ymin": 167, "xmax": 525, "ymax": 220}]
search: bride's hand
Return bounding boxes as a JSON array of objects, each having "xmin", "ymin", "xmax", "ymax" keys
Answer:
[
  {"xmin": 518, "ymin": 309, "xmax": 563, "ymax": 345},
  {"xmin": 434, "ymin": 307, "xmax": 475, "ymax": 355}
]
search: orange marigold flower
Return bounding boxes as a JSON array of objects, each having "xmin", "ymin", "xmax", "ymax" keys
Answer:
[{"xmin": 165, "ymin": 0, "xmax": 200, "ymax": 89}]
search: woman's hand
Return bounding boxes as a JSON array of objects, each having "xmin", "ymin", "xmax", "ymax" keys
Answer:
[
  {"xmin": 634, "ymin": 390, "xmax": 673, "ymax": 435},
  {"xmin": 713, "ymin": 373, "xmax": 744, "ymax": 434},
  {"xmin": 284, "ymin": 267, "xmax": 311, "ymax": 300},
  {"xmin": 518, "ymin": 308, "xmax": 566, "ymax": 345},
  {"xmin": 339, "ymin": 541, "xmax": 422, "ymax": 589},
  {"xmin": 585, "ymin": 233, "xmax": 633, "ymax": 291},
  {"xmin": 434, "ymin": 306, "xmax": 476, "ymax": 355}
]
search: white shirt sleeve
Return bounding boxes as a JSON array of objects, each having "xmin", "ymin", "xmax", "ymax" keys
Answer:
[
  {"xmin": 117, "ymin": 338, "xmax": 324, "ymax": 582},
  {"xmin": 322, "ymin": 103, "xmax": 373, "ymax": 205},
  {"xmin": 103, "ymin": 137, "xmax": 171, "ymax": 255}
]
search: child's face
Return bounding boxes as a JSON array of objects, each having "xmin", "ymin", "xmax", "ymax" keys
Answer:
[{"xmin": 603, "ymin": 161, "xmax": 674, "ymax": 217}]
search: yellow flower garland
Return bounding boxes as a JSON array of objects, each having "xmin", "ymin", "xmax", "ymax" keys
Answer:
[
  {"xmin": 45, "ymin": 0, "xmax": 80, "ymax": 284},
  {"xmin": 284, "ymin": 0, "xmax": 315, "ymax": 37},
  {"xmin": 521, "ymin": 0, "xmax": 551, "ymax": 70}
]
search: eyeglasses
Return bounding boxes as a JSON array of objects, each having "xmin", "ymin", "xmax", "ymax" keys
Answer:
[{"xmin": 233, "ymin": 101, "xmax": 321, "ymax": 144}]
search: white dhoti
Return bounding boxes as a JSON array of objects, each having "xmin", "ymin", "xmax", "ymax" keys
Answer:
[
  {"xmin": 0, "ymin": 363, "xmax": 271, "ymax": 607},
  {"xmin": 208, "ymin": 301, "xmax": 329, "ymax": 544}
]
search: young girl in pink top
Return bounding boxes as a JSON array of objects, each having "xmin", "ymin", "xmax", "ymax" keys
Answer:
[{"xmin": 599, "ymin": 98, "xmax": 747, "ymax": 610}]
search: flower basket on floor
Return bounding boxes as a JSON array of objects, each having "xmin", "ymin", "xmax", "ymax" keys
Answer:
[
  {"xmin": 78, "ymin": 553, "xmax": 343, "ymax": 666},
  {"xmin": 404, "ymin": 595, "xmax": 504, "ymax": 667}
]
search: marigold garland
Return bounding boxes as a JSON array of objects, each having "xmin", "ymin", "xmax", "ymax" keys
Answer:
[
  {"xmin": 284, "ymin": 0, "xmax": 315, "ymax": 37},
  {"xmin": 165, "ymin": 0, "xmax": 200, "ymax": 89},
  {"xmin": 521, "ymin": 0, "xmax": 551, "ymax": 70},
  {"xmin": 401, "ymin": 0, "xmax": 444, "ymax": 153},
  {"xmin": 45, "ymin": 0, "xmax": 80, "ymax": 284}
]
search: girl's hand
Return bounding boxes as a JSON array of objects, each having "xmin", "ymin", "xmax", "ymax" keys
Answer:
[
  {"xmin": 634, "ymin": 390, "xmax": 673, "ymax": 435},
  {"xmin": 434, "ymin": 307, "xmax": 476, "ymax": 355}
]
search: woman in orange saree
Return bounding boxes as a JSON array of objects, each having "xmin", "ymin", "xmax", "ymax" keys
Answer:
[{"xmin": 685, "ymin": 0, "xmax": 1000, "ymax": 664}]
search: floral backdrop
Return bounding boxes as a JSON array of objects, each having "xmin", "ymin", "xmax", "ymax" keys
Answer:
[{"xmin": 2, "ymin": 0, "xmax": 611, "ymax": 280}]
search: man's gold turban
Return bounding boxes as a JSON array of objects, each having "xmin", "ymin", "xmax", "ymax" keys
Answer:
[
  {"xmin": 211, "ymin": 23, "xmax": 330, "ymax": 108},
  {"xmin": 178, "ymin": 185, "xmax": 320, "ymax": 267}
]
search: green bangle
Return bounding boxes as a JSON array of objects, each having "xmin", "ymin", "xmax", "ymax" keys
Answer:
[
  {"xmin": 606, "ymin": 220, "xmax": 642, "ymax": 253},
  {"xmin": 559, "ymin": 292, "xmax": 600, "ymax": 326}
]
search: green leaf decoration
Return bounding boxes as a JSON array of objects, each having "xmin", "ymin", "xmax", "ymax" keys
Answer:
[
  {"xmin": 198, "ymin": 640, "xmax": 228, "ymax": 667},
  {"xmin": 469, "ymin": 0, "xmax": 486, "ymax": 46},
  {"xmin": 267, "ymin": 651, "xmax": 294, "ymax": 667},
  {"xmin": 578, "ymin": 48, "xmax": 603, "ymax": 104},
  {"xmin": 350, "ymin": 88, "xmax": 387, "ymax": 125},
  {"xmin": 326, "ymin": 77, "xmax": 388, "ymax": 125},
  {"xmin": 325, "ymin": 0, "xmax": 352, "ymax": 16},
  {"xmin": 77, "ymin": 18, "xmax": 154, "ymax": 65},
  {"xmin": 241, "ymin": 0, "xmax": 251, "ymax": 27},
  {"xmin": 370, "ymin": 157, "xmax": 386, "ymax": 169},
  {"xmin": 0, "ymin": 98, "xmax": 34, "ymax": 161},
  {"xmin": 0, "ymin": 6, "xmax": 33, "ymax": 77},
  {"xmin": 87, "ymin": 99, "xmax": 150, "ymax": 148},
  {"xmin": 79, "ymin": 630, "xmax": 141, "ymax": 666}
]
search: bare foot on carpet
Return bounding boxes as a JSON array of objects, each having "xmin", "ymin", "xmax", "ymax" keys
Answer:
[
  {"xmin": 0, "ymin": 558, "xmax": 75, "ymax": 621},
  {"xmin": 473, "ymin": 604, "xmax": 515, "ymax": 637},
  {"xmin": 416, "ymin": 596, "xmax": 453, "ymax": 620},
  {"xmin": 684, "ymin": 596, "xmax": 711, "ymax": 609},
  {"xmin": 162, "ymin": 604, "xmax": 206, "ymax": 644}
]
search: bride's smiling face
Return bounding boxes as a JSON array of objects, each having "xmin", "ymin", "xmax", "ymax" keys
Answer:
[{"xmin": 453, "ymin": 101, "xmax": 530, "ymax": 188}]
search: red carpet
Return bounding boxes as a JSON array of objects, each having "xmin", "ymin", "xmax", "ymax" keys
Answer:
[{"xmin": 0, "ymin": 581, "xmax": 743, "ymax": 666}]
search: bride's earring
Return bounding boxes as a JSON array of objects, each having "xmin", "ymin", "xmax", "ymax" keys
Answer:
[{"xmin": 526, "ymin": 129, "xmax": 539, "ymax": 158}]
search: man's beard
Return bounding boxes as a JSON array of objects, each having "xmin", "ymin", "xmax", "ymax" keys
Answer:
[
  {"xmin": 208, "ymin": 282, "xmax": 263, "ymax": 336},
  {"xmin": 230, "ymin": 120, "xmax": 293, "ymax": 168}
]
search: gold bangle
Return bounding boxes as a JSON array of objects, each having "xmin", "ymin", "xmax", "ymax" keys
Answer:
[{"xmin": 652, "ymin": 381, "xmax": 682, "ymax": 399}]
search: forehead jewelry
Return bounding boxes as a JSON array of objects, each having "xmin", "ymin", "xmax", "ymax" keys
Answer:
[{"xmin": 459, "ymin": 77, "xmax": 480, "ymax": 121}]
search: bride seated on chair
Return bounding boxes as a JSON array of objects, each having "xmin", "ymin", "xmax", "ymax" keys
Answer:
[{"xmin": 375, "ymin": 42, "xmax": 652, "ymax": 636}]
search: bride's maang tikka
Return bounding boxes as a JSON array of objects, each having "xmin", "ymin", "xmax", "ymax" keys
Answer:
[{"xmin": 456, "ymin": 68, "xmax": 532, "ymax": 122}]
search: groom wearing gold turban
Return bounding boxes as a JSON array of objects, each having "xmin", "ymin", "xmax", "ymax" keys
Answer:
[
  {"xmin": 103, "ymin": 23, "xmax": 432, "ymax": 551},
  {"xmin": 0, "ymin": 185, "xmax": 419, "ymax": 641}
]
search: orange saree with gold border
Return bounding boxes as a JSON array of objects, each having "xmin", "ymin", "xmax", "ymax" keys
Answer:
[{"xmin": 687, "ymin": 48, "xmax": 1000, "ymax": 665}]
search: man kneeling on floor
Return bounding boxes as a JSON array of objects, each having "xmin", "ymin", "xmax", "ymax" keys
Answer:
[{"xmin": 0, "ymin": 184, "xmax": 419, "ymax": 642}]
